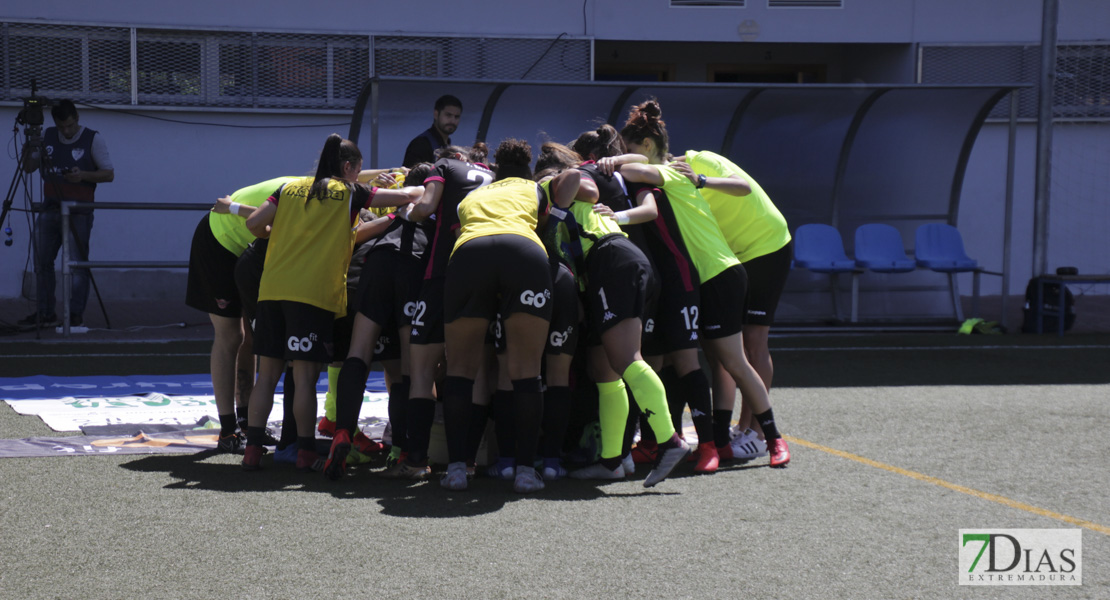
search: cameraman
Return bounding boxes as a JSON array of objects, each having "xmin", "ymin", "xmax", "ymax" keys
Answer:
[{"xmin": 19, "ymin": 99, "xmax": 114, "ymax": 329}]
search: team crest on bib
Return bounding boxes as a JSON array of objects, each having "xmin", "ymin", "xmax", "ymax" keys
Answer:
[{"xmin": 72, "ymin": 148, "xmax": 85, "ymax": 161}]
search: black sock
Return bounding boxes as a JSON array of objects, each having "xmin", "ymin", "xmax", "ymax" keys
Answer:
[
  {"xmin": 336, "ymin": 357, "xmax": 369, "ymax": 434},
  {"xmin": 678, "ymin": 369, "xmax": 713, "ymax": 446},
  {"xmin": 219, "ymin": 413, "xmax": 238, "ymax": 436},
  {"xmin": 442, "ymin": 376, "xmax": 474, "ymax": 464},
  {"xmin": 490, "ymin": 389, "xmax": 515, "ymax": 464},
  {"xmin": 246, "ymin": 426, "xmax": 267, "ymax": 447},
  {"xmin": 466, "ymin": 402, "xmax": 491, "ymax": 463},
  {"xmin": 405, "ymin": 397, "xmax": 436, "ymax": 463},
  {"xmin": 754, "ymin": 408, "xmax": 781, "ymax": 441},
  {"xmin": 540, "ymin": 385, "xmax": 571, "ymax": 459},
  {"xmin": 278, "ymin": 366, "xmax": 298, "ymax": 449},
  {"xmin": 388, "ymin": 378, "xmax": 411, "ymax": 451},
  {"xmin": 600, "ymin": 456, "xmax": 624, "ymax": 470},
  {"xmin": 236, "ymin": 405, "xmax": 249, "ymax": 431},
  {"xmin": 713, "ymin": 409, "xmax": 733, "ymax": 448},
  {"xmin": 512, "ymin": 377, "xmax": 544, "ymax": 470},
  {"xmin": 659, "ymin": 366, "xmax": 684, "ymax": 434},
  {"xmin": 297, "ymin": 435, "xmax": 316, "ymax": 453}
]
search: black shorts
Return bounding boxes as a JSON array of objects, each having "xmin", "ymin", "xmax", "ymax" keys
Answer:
[
  {"xmin": 546, "ymin": 261, "xmax": 580, "ymax": 356},
  {"xmin": 354, "ymin": 250, "xmax": 422, "ymax": 360},
  {"xmin": 641, "ymin": 243, "xmax": 701, "ymax": 356},
  {"xmin": 583, "ymin": 235, "xmax": 656, "ymax": 344},
  {"xmin": 699, "ymin": 264, "xmax": 748, "ymax": 340},
  {"xmin": 409, "ymin": 277, "xmax": 446, "ymax": 346},
  {"xmin": 445, "ymin": 235, "xmax": 553, "ymax": 323},
  {"xmin": 742, "ymin": 241, "xmax": 792, "ymax": 327},
  {"xmin": 252, "ymin": 300, "xmax": 336, "ymax": 363},
  {"xmin": 492, "ymin": 261, "xmax": 580, "ymax": 355},
  {"xmin": 185, "ymin": 214, "xmax": 241, "ymax": 318},
  {"xmin": 234, "ymin": 238, "xmax": 267, "ymax": 328}
]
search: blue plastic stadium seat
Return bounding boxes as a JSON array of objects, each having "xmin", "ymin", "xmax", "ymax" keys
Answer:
[
  {"xmin": 914, "ymin": 223, "xmax": 979, "ymax": 272},
  {"xmin": 793, "ymin": 224, "xmax": 856, "ymax": 273},
  {"xmin": 914, "ymin": 223, "xmax": 982, "ymax": 321},
  {"xmin": 854, "ymin": 223, "xmax": 917, "ymax": 273},
  {"xmin": 792, "ymin": 223, "xmax": 860, "ymax": 321}
]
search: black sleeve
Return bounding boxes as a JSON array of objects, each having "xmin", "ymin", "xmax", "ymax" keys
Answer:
[
  {"xmin": 536, "ymin": 183, "xmax": 550, "ymax": 217},
  {"xmin": 402, "ymin": 135, "xmax": 433, "ymax": 168},
  {"xmin": 352, "ymin": 182, "xmax": 375, "ymax": 208}
]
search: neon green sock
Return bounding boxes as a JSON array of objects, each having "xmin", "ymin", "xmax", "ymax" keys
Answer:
[
  {"xmin": 622, "ymin": 360, "xmax": 676, "ymax": 443},
  {"xmin": 596, "ymin": 379, "xmax": 630, "ymax": 460},
  {"xmin": 325, "ymin": 364, "xmax": 340, "ymax": 421},
  {"xmin": 389, "ymin": 445, "xmax": 403, "ymax": 461}
]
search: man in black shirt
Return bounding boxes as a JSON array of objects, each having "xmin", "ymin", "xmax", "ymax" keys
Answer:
[{"xmin": 401, "ymin": 94, "xmax": 462, "ymax": 168}]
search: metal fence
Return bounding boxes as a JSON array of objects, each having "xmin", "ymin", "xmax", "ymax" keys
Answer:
[{"xmin": 1, "ymin": 21, "xmax": 592, "ymax": 110}]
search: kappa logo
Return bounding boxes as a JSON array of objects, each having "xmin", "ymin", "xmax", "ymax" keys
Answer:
[
  {"xmin": 287, "ymin": 333, "xmax": 318, "ymax": 352},
  {"xmin": 520, "ymin": 289, "xmax": 551, "ymax": 308},
  {"xmin": 689, "ymin": 331, "xmax": 699, "ymax": 341},
  {"xmin": 602, "ymin": 311, "xmax": 617, "ymax": 322}
]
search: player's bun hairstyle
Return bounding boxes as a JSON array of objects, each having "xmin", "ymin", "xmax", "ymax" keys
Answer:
[
  {"xmin": 435, "ymin": 142, "xmax": 488, "ymax": 164},
  {"xmin": 435, "ymin": 145, "xmax": 468, "ymax": 160},
  {"xmin": 492, "ymin": 138, "xmax": 532, "ymax": 181},
  {"xmin": 405, "ymin": 162, "xmax": 435, "ymax": 187},
  {"xmin": 620, "ymin": 99, "xmax": 669, "ymax": 159},
  {"xmin": 467, "ymin": 141, "xmax": 489, "ymax": 164},
  {"xmin": 310, "ymin": 133, "xmax": 362, "ymax": 202},
  {"xmin": 534, "ymin": 142, "xmax": 582, "ymax": 176},
  {"xmin": 571, "ymin": 124, "xmax": 625, "ymax": 160}
]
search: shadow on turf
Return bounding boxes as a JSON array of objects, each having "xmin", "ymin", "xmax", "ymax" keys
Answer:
[{"xmin": 118, "ymin": 449, "xmax": 717, "ymax": 517}]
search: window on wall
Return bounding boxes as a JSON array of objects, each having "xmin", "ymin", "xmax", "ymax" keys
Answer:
[
  {"xmin": 1055, "ymin": 45, "xmax": 1110, "ymax": 119},
  {"xmin": 136, "ymin": 35, "xmax": 204, "ymax": 103},
  {"xmin": 919, "ymin": 43, "xmax": 1110, "ymax": 121},
  {"xmin": 375, "ymin": 39, "xmax": 443, "ymax": 78},
  {"xmin": 6, "ymin": 25, "xmax": 131, "ymax": 102},
  {"xmin": 2, "ymin": 22, "xmax": 592, "ymax": 109}
]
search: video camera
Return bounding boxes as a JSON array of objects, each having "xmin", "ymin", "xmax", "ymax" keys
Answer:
[{"xmin": 16, "ymin": 79, "xmax": 52, "ymax": 173}]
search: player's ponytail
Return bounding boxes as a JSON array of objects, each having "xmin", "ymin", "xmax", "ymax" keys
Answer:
[
  {"xmin": 310, "ymin": 133, "xmax": 362, "ymax": 202},
  {"xmin": 571, "ymin": 123, "xmax": 625, "ymax": 161},
  {"xmin": 535, "ymin": 142, "xmax": 581, "ymax": 175}
]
